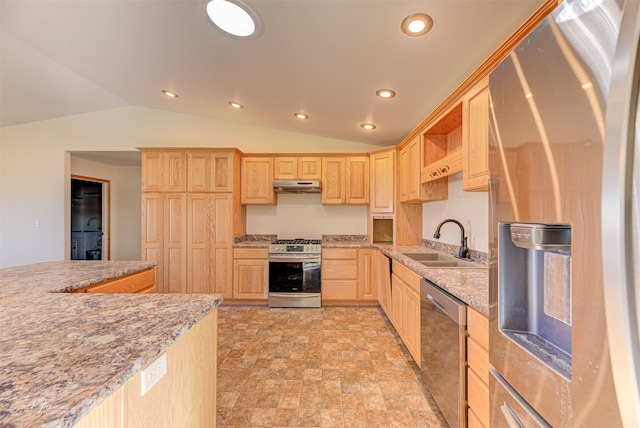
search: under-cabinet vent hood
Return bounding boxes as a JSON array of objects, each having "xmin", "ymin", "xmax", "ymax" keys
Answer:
[{"xmin": 273, "ymin": 181, "xmax": 322, "ymax": 194}]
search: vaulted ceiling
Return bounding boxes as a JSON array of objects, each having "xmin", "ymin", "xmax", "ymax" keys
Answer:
[{"xmin": 1, "ymin": 0, "xmax": 546, "ymax": 146}]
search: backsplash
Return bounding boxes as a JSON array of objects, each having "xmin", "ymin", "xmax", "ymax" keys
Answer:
[{"xmin": 322, "ymin": 235, "xmax": 368, "ymax": 242}]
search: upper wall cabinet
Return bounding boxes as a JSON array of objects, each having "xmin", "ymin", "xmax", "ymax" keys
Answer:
[
  {"xmin": 241, "ymin": 157, "xmax": 275, "ymax": 205},
  {"xmin": 369, "ymin": 148, "xmax": 395, "ymax": 213},
  {"xmin": 462, "ymin": 78, "xmax": 490, "ymax": 191},
  {"xmin": 142, "ymin": 151, "xmax": 187, "ymax": 192},
  {"xmin": 187, "ymin": 150, "xmax": 237, "ymax": 193},
  {"xmin": 421, "ymin": 103, "xmax": 463, "ymax": 185},
  {"xmin": 274, "ymin": 156, "xmax": 322, "ymax": 180},
  {"xmin": 322, "ymin": 156, "xmax": 369, "ymax": 205}
]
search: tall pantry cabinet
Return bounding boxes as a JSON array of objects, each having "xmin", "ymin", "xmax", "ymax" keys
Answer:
[{"xmin": 140, "ymin": 148, "xmax": 245, "ymax": 297}]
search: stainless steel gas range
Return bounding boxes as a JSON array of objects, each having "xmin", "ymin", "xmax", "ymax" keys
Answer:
[{"xmin": 268, "ymin": 239, "xmax": 321, "ymax": 308}]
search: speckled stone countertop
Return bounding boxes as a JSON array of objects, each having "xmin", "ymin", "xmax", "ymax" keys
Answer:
[
  {"xmin": 0, "ymin": 261, "xmax": 223, "ymax": 428},
  {"xmin": 376, "ymin": 245, "xmax": 489, "ymax": 315},
  {"xmin": 233, "ymin": 234, "xmax": 276, "ymax": 248}
]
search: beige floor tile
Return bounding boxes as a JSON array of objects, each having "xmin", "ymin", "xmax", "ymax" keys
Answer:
[
  {"xmin": 274, "ymin": 408, "xmax": 299, "ymax": 426},
  {"xmin": 298, "ymin": 408, "xmax": 321, "ymax": 427},
  {"xmin": 320, "ymin": 408, "xmax": 344, "ymax": 427},
  {"xmin": 251, "ymin": 408, "xmax": 277, "ymax": 426}
]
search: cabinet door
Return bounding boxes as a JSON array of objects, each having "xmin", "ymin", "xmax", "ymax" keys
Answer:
[
  {"xmin": 213, "ymin": 194, "xmax": 233, "ymax": 297},
  {"xmin": 403, "ymin": 286, "xmax": 421, "ymax": 364},
  {"xmin": 241, "ymin": 157, "xmax": 275, "ymax": 204},
  {"xmin": 164, "ymin": 193, "xmax": 187, "ymax": 293},
  {"xmin": 408, "ymin": 137, "xmax": 421, "ymax": 200},
  {"xmin": 164, "ymin": 152, "xmax": 187, "ymax": 192},
  {"xmin": 141, "ymin": 193, "xmax": 164, "ymax": 292},
  {"xmin": 376, "ymin": 251, "xmax": 392, "ymax": 317},
  {"xmin": 321, "ymin": 157, "xmax": 346, "ymax": 204},
  {"xmin": 187, "ymin": 152, "xmax": 211, "ymax": 192},
  {"xmin": 358, "ymin": 249, "xmax": 376, "ymax": 301},
  {"xmin": 463, "ymin": 78, "xmax": 489, "ymax": 191},
  {"xmin": 391, "ymin": 273, "xmax": 406, "ymax": 336},
  {"xmin": 346, "ymin": 156, "xmax": 369, "ymax": 204},
  {"xmin": 298, "ymin": 157, "xmax": 322, "ymax": 179},
  {"xmin": 142, "ymin": 152, "xmax": 163, "ymax": 192},
  {"xmin": 370, "ymin": 149, "xmax": 395, "ymax": 213},
  {"xmin": 211, "ymin": 151, "xmax": 234, "ymax": 192},
  {"xmin": 274, "ymin": 157, "xmax": 298, "ymax": 180},
  {"xmin": 187, "ymin": 194, "xmax": 212, "ymax": 294},
  {"xmin": 233, "ymin": 259, "xmax": 268, "ymax": 299}
]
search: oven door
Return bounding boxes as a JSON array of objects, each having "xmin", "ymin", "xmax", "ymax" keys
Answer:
[{"xmin": 268, "ymin": 256, "xmax": 321, "ymax": 293}]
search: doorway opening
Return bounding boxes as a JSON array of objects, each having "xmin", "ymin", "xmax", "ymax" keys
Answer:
[{"xmin": 71, "ymin": 176, "xmax": 110, "ymax": 260}]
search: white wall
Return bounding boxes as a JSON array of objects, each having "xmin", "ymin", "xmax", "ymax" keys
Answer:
[
  {"xmin": 246, "ymin": 193, "xmax": 368, "ymax": 239},
  {"xmin": 422, "ymin": 172, "xmax": 489, "ymax": 253},
  {"xmin": 0, "ymin": 106, "xmax": 381, "ymax": 268}
]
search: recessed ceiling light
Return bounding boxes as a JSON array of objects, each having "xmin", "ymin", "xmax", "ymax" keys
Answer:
[
  {"xmin": 162, "ymin": 90, "xmax": 178, "ymax": 98},
  {"xmin": 376, "ymin": 89, "xmax": 396, "ymax": 99},
  {"xmin": 294, "ymin": 113, "xmax": 308, "ymax": 120},
  {"xmin": 206, "ymin": 0, "xmax": 258, "ymax": 38},
  {"xmin": 229, "ymin": 101, "xmax": 244, "ymax": 109},
  {"xmin": 401, "ymin": 13, "xmax": 433, "ymax": 37},
  {"xmin": 361, "ymin": 123, "xmax": 376, "ymax": 130}
]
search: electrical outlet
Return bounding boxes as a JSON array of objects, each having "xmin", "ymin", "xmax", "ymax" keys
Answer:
[
  {"xmin": 35, "ymin": 220, "xmax": 40, "ymax": 228},
  {"xmin": 141, "ymin": 352, "xmax": 167, "ymax": 395}
]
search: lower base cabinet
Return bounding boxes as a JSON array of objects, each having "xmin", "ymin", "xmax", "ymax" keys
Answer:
[
  {"xmin": 233, "ymin": 248, "xmax": 268, "ymax": 299},
  {"xmin": 467, "ymin": 306, "xmax": 491, "ymax": 427},
  {"xmin": 390, "ymin": 261, "xmax": 421, "ymax": 365},
  {"xmin": 70, "ymin": 268, "xmax": 156, "ymax": 294},
  {"xmin": 322, "ymin": 249, "xmax": 359, "ymax": 300},
  {"xmin": 74, "ymin": 309, "xmax": 217, "ymax": 428}
]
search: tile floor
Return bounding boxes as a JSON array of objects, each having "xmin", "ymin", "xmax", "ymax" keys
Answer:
[{"xmin": 216, "ymin": 306, "xmax": 447, "ymax": 427}]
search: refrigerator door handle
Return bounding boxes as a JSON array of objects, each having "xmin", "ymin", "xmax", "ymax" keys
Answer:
[
  {"xmin": 602, "ymin": 0, "xmax": 640, "ymax": 425},
  {"xmin": 500, "ymin": 402, "xmax": 525, "ymax": 428}
]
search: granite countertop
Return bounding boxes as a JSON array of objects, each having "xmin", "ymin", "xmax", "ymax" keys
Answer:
[
  {"xmin": 0, "ymin": 261, "xmax": 223, "ymax": 428},
  {"xmin": 376, "ymin": 245, "xmax": 489, "ymax": 315}
]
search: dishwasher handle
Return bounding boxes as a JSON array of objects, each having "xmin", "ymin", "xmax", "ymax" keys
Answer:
[{"xmin": 420, "ymin": 279, "xmax": 467, "ymax": 325}]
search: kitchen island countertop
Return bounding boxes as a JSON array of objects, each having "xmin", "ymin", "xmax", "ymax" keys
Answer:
[{"xmin": 0, "ymin": 261, "xmax": 222, "ymax": 428}]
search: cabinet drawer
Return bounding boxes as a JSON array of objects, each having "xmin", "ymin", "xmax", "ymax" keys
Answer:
[
  {"xmin": 85, "ymin": 269, "xmax": 156, "ymax": 294},
  {"xmin": 468, "ymin": 336, "xmax": 491, "ymax": 386},
  {"xmin": 322, "ymin": 248, "xmax": 358, "ymax": 259},
  {"xmin": 233, "ymin": 248, "xmax": 268, "ymax": 259},
  {"xmin": 391, "ymin": 261, "xmax": 420, "ymax": 294},
  {"xmin": 467, "ymin": 368, "xmax": 490, "ymax": 428},
  {"xmin": 322, "ymin": 260, "xmax": 357, "ymax": 280},
  {"xmin": 322, "ymin": 280, "xmax": 358, "ymax": 300},
  {"xmin": 468, "ymin": 306, "xmax": 489, "ymax": 351}
]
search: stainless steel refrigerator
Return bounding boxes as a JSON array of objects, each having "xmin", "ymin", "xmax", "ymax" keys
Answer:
[{"xmin": 488, "ymin": 0, "xmax": 639, "ymax": 425}]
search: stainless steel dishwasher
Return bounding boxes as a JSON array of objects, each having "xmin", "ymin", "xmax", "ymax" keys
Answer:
[{"xmin": 420, "ymin": 278, "xmax": 467, "ymax": 428}]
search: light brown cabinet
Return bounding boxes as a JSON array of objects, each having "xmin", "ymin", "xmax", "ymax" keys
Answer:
[
  {"xmin": 274, "ymin": 156, "xmax": 322, "ymax": 180},
  {"xmin": 358, "ymin": 248, "xmax": 377, "ymax": 301},
  {"xmin": 463, "ymin": 78, "xmax": 490, "ymax": 191},
  {"xmin": 376, "ymin": 250, "xmax": 392, "ymax": 316},
  {"xmin": 233, "ymin": 248, "xmax": 269, "ymax": 300},
  {"xmin": 322, "ymin": 248, "xmax": 358, "ymax": 300},
  {"xmin": 141, "ymin": 151, "xmax": 187, "ymax": 192},
  {"xmin": 188, "ymin": 150, "xmax": 238, "ymax": 193},
  {"xmin": 141, "ymin": 149, "xmax": 245, "ymax": 297},
  {"xmin": 73, "ymin": 309, "xmax": 217, "ymax": 428},
  {"xmin": 70, "ymin": 268, "xmax": 156, "ymax": 294},
  {"xmin": 390, "ymin": 260, "xmax": 421, "ymax": 365},
  {"xmin": 241, "ymin": 156, "xmax": 275, "ymax": 205},
  {"xmin": 398, "ymin": 137, "xmax": 422, "ymax": 202},
  {"xmin": 369, "ymin": 148, "xmax": 395, "ymax": 214},
  {"xmin": 322, "ymin": 157, "xmax": 369, "ymax": 205},
  {"xmin": 467, "ymin": 306, "xmax": 491, "ymax": 428}
]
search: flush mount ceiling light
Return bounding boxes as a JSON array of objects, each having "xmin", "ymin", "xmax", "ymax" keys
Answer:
[
  {"xmin": 162, "ymin": 90, "xmax": 179, "ymax": 98},
  {"xmin": 294, "ymin": 113, "xmax": 308, "ymax": 120},
  {"xmin": 401, "ymin": 13, "xmax": 433, "ymax": 37},
  {"xmin": 206, "ymin": 0, "xmax": 259, "ymax": 38},
  {"xmin": 376, "ymin": 89, "xmax": 396, "ymax": 99},
  {"xmin": 228, "ymin": 101, "xmax": 244, "ymax": 109},
  {"xmin": 361, "ymin": 123, "xmax": 376, "ymax": 130}
]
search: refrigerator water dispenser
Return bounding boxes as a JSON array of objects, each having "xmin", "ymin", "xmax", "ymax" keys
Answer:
[{"xmin": 498, "ymin": 222, "xmax": 572, "ymax": 380}]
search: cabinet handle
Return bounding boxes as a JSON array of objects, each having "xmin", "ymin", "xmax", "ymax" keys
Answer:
[{"xmin": 426, "ymin": 293, "xmax": 448, "ymax": 314}]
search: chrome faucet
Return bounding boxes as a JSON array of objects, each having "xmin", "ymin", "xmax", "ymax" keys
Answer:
[{"xmin": 433, "ymin": 219, "xmax": 469, "ymax": 259}]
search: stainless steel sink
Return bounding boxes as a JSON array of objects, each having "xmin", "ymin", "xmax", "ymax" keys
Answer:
[{"xmin": 402, "ymin": 252, "xmax": 482, "ymax": 268}]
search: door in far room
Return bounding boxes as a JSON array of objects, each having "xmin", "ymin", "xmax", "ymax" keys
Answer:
[{"xmin": 71, "ymin": 176, "xmax": 109, "ymax": 260}]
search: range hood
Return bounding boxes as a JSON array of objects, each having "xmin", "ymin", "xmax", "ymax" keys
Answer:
[{"xmin": 273, "ymin": 180, "xmax": 322, "ymax": 194}]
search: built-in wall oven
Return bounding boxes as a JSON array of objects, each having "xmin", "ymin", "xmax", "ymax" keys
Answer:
[{"xmin": 268, "ymin": 239, "xmax": 321, "ymax": 308}]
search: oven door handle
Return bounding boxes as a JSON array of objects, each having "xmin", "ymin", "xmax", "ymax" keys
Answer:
[{"xmin": 269, "ymin": 257, "xmax": 321, "ymax": 263}]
